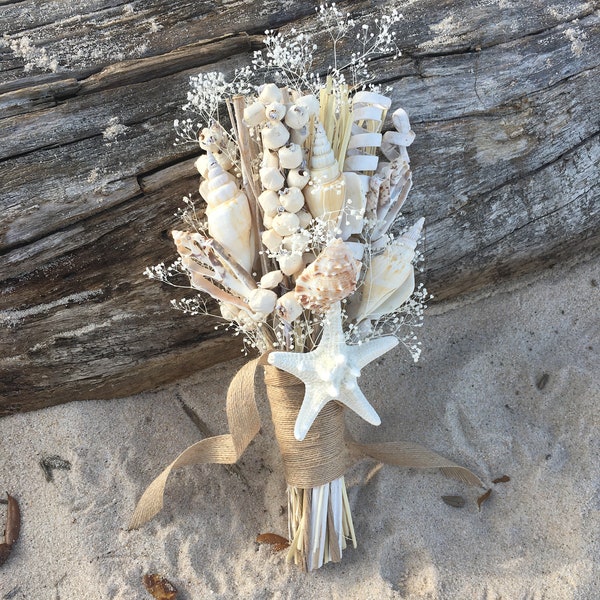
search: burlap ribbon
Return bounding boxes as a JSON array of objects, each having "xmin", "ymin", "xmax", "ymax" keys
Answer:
[{"xmin": 130, "ymin": 358, "xmax": 482, "ymax": 529}]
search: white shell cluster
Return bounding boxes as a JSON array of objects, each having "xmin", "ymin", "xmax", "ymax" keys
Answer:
[
  {"xmin": 244, "ymin": 86, "xmax": 322, "ymax": 278},
  {"xmin": 177, "ymin": 80, "xmax": 424, "ymax": 340}
]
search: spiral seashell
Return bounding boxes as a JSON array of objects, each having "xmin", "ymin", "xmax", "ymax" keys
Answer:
[
  {"xmin": 194, "ymin": 154, "xmax": 211, "ymax": 178},
  {"xmin": 287, "ymin": 168, "xmax": 310, "ymax": 189},
  {"xmin": 284, "ymin": 104, "xmax": 310, "ymax": 129},
  {"xmin": 278, "ymin": 143, "xmax": 303, "ymax": 169},
  {"xmin": 262, "ymin": 229, "xmax": 283, "ymax": 253},
  {"xmin": 276, "ymin": 291, "xmax": 304, "ymax": 323},
  {"xmin": 382, "ymin": 107, "xmax": 415, "ymax": 163},
  {"xmin": 258, "ymin": 83, "xmax": 283, "ymax": 105},
  {"xmin": 353, "ymin": 218, "xmax": 424, "ymax": 321},
  {"xmin": 260, "ymin": 167, "xmax": 285, "ymax": 191},
  {"xmin": 265, "ymin": 102, "xmax": 286, "ymax": 121},
  {"xmin": 261, "ymin": 121, "xmax": 290, "ymax": 150},
  {"xmin": 342, "ymin": 91, "xmax": 391, "ymax": 189},
  {"xmin": 203, "ymin": 154, "xmax": 254, "ymax": 272},
  {"xmin": 205, "ymin": 161, "xmax": 238, "ymax": 209},
  {"xmin": 258, "ymin": 190, "xmax": 280, "ymax": 218},
  {"xmin": 303, "ymin": 123, "xmax": 346, "ymax": 223},
  {"xmin": 243, "ymin": 101, "xmax": 266, "ymax": 127},
  {"xmin": 278, "ymin": 187, "xmax": 305, "ymax": 213},
  {"xmin": 294, "ymin": 238, "xmax": 361, "ymax": 312},
  {"xmin": 272, "ymin": 211, "xmax": 300, "ymax": 237}
]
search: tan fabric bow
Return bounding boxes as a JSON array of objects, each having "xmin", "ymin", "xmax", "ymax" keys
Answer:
[{"xmin": 130, "ymin": 357, "xmax": 481, "ymax": 529}]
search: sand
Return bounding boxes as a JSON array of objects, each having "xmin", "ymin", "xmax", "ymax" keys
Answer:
[{"xmin": 1, "ymin": 257, "xmax": 598, "ymax": 600}]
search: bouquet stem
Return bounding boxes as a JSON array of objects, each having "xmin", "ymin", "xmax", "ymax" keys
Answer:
[
  {"xmin": 287, "ymin": 477, "xmax": 356, "ymax": 571},
  {"xmin": 264, "ymin": 365, "xmax": 355, "ymax": 570}
]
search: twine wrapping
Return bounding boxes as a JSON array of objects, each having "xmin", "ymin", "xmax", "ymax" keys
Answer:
[
  {"xmin": 264, "ymin": 365, "xmax": 349, "ymax": 487},
  {"xmin": 131, "ymin": 359, "xmax": 482, "ymax": 529}
]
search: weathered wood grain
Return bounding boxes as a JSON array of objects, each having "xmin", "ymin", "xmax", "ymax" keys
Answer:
[{"xmin": 1, "ymin": 0, "xmax": 599, "ymax": 414}]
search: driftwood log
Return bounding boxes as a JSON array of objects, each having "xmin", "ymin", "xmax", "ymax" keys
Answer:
[{"xmin": 1, "ymin": 1, "xmax": 599, "ymax": 414}]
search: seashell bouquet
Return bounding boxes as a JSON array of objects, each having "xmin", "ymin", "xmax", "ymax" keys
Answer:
[{"xmin": 134, "ymin": 4, "xmax": 482, "ymax": 571}]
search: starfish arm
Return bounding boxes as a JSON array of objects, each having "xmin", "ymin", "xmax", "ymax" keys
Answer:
[
  {"xmin": 267, "ymin": 351, "xmax": 309, "ymax": 379},
  {"xmin": 339, "ymin": 382, "xmax": 381, "ymax": 426},
  {"xmin": 348, "ymin": 335, "xmax": 398, "ymax": 369},
  {"xmin": 294, "ymin": 385, "xmax": 333, "ymax": 441}
]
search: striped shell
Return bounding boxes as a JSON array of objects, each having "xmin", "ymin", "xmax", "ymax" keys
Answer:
[{"xmin": 294, "ymin": 239, "xmax": 360, "ymax": 312}]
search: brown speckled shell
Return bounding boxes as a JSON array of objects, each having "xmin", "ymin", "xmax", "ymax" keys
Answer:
[{"xmin": 294, "ymin": 239, "xmax": 361, "ymax": 312}]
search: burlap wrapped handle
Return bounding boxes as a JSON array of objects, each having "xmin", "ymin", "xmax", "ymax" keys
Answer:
[{"xmin": 130, "ymin": 360, "xmax": 482, "ymax": 529}]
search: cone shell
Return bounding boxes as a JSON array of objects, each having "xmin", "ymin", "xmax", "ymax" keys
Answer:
[{"xmin": 294, "ymin": 238, "xmax": 360, "ymax": 312}]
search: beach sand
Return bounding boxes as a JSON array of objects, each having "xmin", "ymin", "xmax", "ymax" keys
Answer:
[{"xmin": 1, "ymin": 257, "xmax": 598, "ymax": 599}]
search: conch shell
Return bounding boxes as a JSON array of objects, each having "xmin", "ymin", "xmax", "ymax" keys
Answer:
[
  {"xmin": 294, "ymin": 238, "xmax": 361, "ymax": 312},
  {"xmin": 353, "ymin": 218, "xmax": 424, "ymax": 322},
  {"xmin": 203, "ymin": 153, "xmax": 254, "ymax": 272}
]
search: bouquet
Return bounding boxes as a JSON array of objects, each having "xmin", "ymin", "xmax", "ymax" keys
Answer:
[{"xmin": 131, "ymin": 5, "xmax": 481, "ymax": 571}]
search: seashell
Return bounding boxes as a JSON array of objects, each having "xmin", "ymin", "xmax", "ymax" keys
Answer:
[
  {"xmin": 195, "ymin": 154, "xmax": 211, "ymax": 178},
  {"xmin": 258, "ymin": 83, "xmax": 283, "ymax": 105},
  {"xmin": 261, "ymin": 121, "xmax": 290, "ymax": 150},
  {"xmin": 260, "ymin": 270, "xmax": 283, "ymax": 289},
  {"xmin": 278, "ymin": 187, "xmax": 305, "ymax": 213},
  {"xmin": 198, "ymin": 126, "xmax": 223, "ymax": 152},
  {"xmin": 258, "ymin": 190, "xmax": 280, "ymax": 217},
  {"xmin": 278, "ymin": 251, "xmax": 304, "ymax": 276},
  {"xmin": 382, "ymin": 107, "xmax": 415, "ymax": 162},
  {"xmin": 272, "ymin": 211, "xmax": 300, "ymax": 237},
  {"xmin": 284, "ymin": 104, "xmax": 310, "ymax": 129},
  {"xmin": 265, "ymin": 102, "xmax": 287, "ymax": 121},
  {"xmin": 338, "ymin": 171, "xmax": 367, "ymax": 240},
  {"xmin": 295, "ymin": 94, "xmax": 320, "ymax": 116},
  {"xmin": 353, "ymin": 218, "xmax": 424, "ymax": 321},
  {"xmin": 243, "ymin": 101, "xmax": 267, "ymax": 127},
  {"xmin": 212, "ymin": 149, "xmax": 234, "ymax": 171},
  {"xmin": 261, "ymin": 229, "xmax": 283, "ymax": 253},
  {"xmin": 391, "ymin": 108, "xmax": 416, "ymax": 146},
  {"xmin": 248, "ymin": 288, "xmax": 277, "ymax": 314},
  {"xmin": 287, "ymin": 168, "xmax": 310, "ymax": 189},
  {"xmin": 220, "ymin": 302, "xmax": 241, "ymax": 321},
  {"xmin": 294, "ymin": 238, "xmax": 361, "ymax": 312},
  {"xmin": 278, "ymin": 143, "xmax": 303, "ymax": 169},
  {"xmin": 290, "ymin": 125, "xmax": 309, "ymax": 145},
  {"xmin": 261, "ymin": 149, "xmax": 280, "ymax": 168},
  {"xmin": 203, "ymin": 154, "xmax": 254, "ymax": 272},
  {"xmin": 276, "ymin": 291, "xmax": 304, "ymax": 323},
  {"xmin": 296, "ymin": 209, "xmax": 313, "ymax": 229},
  {"xmin": 260, "ymin": 167, "xmax": 285, "ymax": 191},
  {"xmin": 342, "ymin": 92, "xmax": 392, "ymax": 182},
  {"xmin": 282, "ymin": 230, "xmax": 311, "ymax": 253},
  {"xmin": 303, "ymin": 123, "xmax": 345, "ymax": 223}
]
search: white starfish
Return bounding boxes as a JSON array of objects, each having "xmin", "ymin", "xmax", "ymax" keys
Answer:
[{"xmin": 268, "ymin": 302, "xmax": 399, "ymax": 441}]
